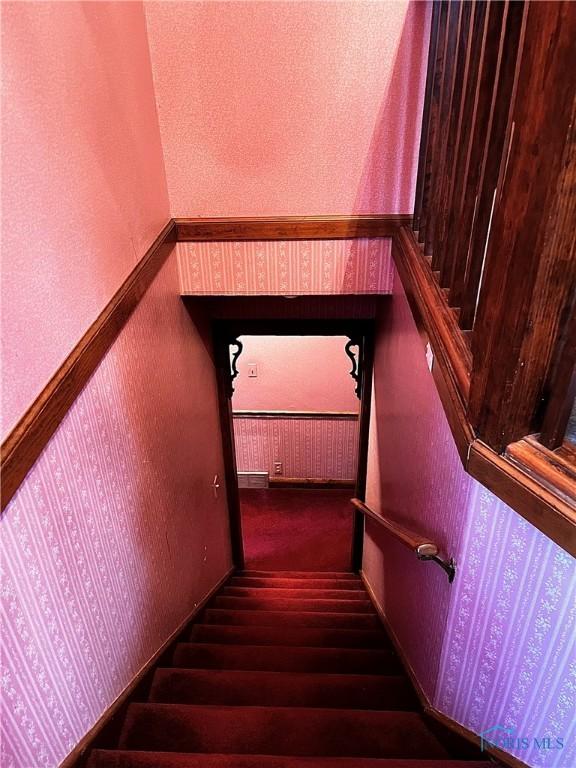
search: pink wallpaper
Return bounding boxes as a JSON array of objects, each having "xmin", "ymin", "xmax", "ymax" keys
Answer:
[
  {"xmin": 1, "ymin": 1, "xmax": 169, "ymax": 438},
  {"xmin": 232, "ymin": 336, "xmax": 360, "ymax": 412},
  {"xmin": 144, "ymin": 1, "xmax": 430, "ymax": 217},
  {"xmin": 437, "ymin": 489, "xmax": 576, "ymax": 768},
  {"xmin": 363, "ymin": 272, "xmax": 576, "ymax": 768},
  {"xmin": 234, "ymin": 416, "xmax": 359, "ymax": 482},
  {"xmin": 177, "ymin": 239, "xmax": 394, "ymax": 296},
  {"xmin": 0, "ymin": 254, "xmax": 232, "ymax": 768}
]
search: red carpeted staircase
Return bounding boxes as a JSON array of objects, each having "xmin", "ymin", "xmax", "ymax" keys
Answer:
[{"xmin": 88, "ymin": 571, "xmax": 491, "ymax": 768}]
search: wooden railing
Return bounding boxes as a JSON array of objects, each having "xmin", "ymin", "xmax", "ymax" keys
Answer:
[
  {"xmin": 351, "ymin": 499, "xmax": 455, "ymax": 582},
  {"xmin": 393, "ymin": 1, "xmax": 576, "ymax": 551},
  {"xmin": 413, "ymin": 0, "xmax": 576, "ymax": 448}
]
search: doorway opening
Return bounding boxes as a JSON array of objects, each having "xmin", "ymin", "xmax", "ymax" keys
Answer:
[{"xmin": 214, "ymin": 320, "xmax": 374, "ymax": 573}]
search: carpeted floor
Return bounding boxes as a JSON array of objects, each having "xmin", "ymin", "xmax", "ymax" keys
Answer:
[
  {"xmin": 239, "ymin": 488, "xmax": 354, "ymax": 571},
  {"xmin": 89, "ymin": 570, "xmax": 491, "ymax": 768}
]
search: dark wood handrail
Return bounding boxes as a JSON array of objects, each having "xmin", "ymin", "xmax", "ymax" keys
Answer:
[{"xmin": 351, "ymin": 498, "xmax": 455, "ymax": 582}]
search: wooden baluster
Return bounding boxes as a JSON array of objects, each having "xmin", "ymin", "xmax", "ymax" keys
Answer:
[
  {"xmin": 441, "ymin": 1, "xmax": 489, "ymax": 303},
  {"xmin": 469, "ymin": 1, "xmax": 576, "ymax": 451},
  {"xmin": 458, "ymin": 2, "xmax": 526, "ymax": 330},
  {"xmin": 418, "ymin": 1, "xmax": 449, "ymax": 247},
  {"xmin": 539, "ymin": 293, "xmax": 576, "ymax": 449},
  {"xmin": 427, "ymin": 1, "xmax": 461, "ymax": 261},
  {"xmin": 413, "ymin": 1, "xmax": 442, "ymax": 234},
  {"xmin": 448, "ymin": 1, "xmax": 508, "ymax": 316},
  {"xmin": 435, "ymin": 0, "xmax": 474, "ymax": 284}
]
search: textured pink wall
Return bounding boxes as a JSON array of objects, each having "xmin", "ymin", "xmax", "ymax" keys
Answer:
[
  {"xmin": 144, "ymin": 1, "xmax": 430, "ymax": 216},
  {"xmin": 0, "ymin": 254, "xmax": 232, "ymax": 768},
  {"xmin": 234, "ymin": 416, "xmax": 359, "ymax": 482},
  {"xmin": 1, "ymin": 1, "xmax": 169, "ymax": 438},
  {"xmin": 177, "ymin": 239, "xmax": 394, "ymax": 296},
  {"xmin": 233, "ymin": 336, "xmax": 359, "ymax": 412},
  {"xmin": 364, "ymin": 272, "xmax": 576, "ymax": 767}
]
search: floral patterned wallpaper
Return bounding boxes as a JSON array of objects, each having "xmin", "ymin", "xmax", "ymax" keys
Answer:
[
  {"xmin": 0, "ymin": 255, "xmax": 232, "ymax": 768},
  {"xmin": 364, "ymin": 268, "xmax": 576, "ymax": 768},
  {"xmin": 437, "ymin": 486, "xmax": 576, "ymax": 768},
  {"xmin": 177, "ymin": 238, "xmax": 394, "ymax": 295},
  {"xmin": 233, "ymin": 416, "xmax": 359, "ymax": 481}
]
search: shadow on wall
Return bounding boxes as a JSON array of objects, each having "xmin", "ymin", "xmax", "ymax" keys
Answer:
[
  {"xmin": 353, "ymin": 0, "xmax": 430, "ymax": 215},
  {"xmin": 363, "ymin": 256, "xmax": 576, "ymax": 768}
]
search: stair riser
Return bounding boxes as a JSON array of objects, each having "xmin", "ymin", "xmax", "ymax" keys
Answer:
[
  {"xmin": 172, "ymin": 643, "xmax": 400, "ymax": 675},
  {"xmin": 150, "ymin": 669, "xmax": 417, "ymax": 709},
  {"xmin": 221, "ymin": 587, "xmax": 368, "ymax": 600},
  {"xmin": 89, "ymin": 755, "xmax": 493, "ymax": 768},
  {"xmin": 90, "ymin": 754, "xmax": 492, "ymax": 768},
  {"xmin": 189, "ymin": 624, "xmax": 390, "ymax": 648},
  {"xmin": 202, "ymin": 609, "xmax": 381, "ymax": 629},
  {"xmin": 239, "ymin": 571, "xmax": 358, "ymax": 580},
  {"xmin": 230, "ymin": 577, "xmax": 364, "ymax": 591},
  {"xmin": 119, "ymin": 705, "xmax": 451, "ymax": 758},
  {"xmin": 212, "ymin": 597, "xmax": 375, "ymax": 613}
]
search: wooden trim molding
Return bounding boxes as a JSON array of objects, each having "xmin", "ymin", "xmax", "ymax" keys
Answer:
[
  {"xmin": 232, "ymin": 409, "xmax": 359, "ymax": 420},
  {"xmin": 175, "ymin": 214, "xmax": 412, "ymax": 241},
  {"xmin": 2, "ymin": 213, "xmax": 574, "ymax": 560},
  {"xmin": 393, "ymin": 227, "xmax": 473, "ymax": 464},
  {"xmin": 392, "ymin": 225, "xmax": 576, "ymax": 558},
  {"xmin": 61, "ymin": 567, "xmax": 234, "ymax": 768},
  {"xmin": 2, "ymin": 217, "xmax": 396, "ymax": 513},
  {"xmin": 470, "ymin": 441, "xmax": 576, "ymax": 555},
  {"xmin": 1, "ymin": 220, "xmax": 177, "ymax": 512},
  {"xmin": 360, "ymin": 571, "xmax": 530, "ymax": 768},
  {"xmin": 268, "ymin": 477, "xmax": 355, "ymax": 489}
]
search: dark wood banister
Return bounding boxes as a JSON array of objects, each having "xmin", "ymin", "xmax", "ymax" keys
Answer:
[{"xmin": 351, "ymin": 498, "xmax": 456, "ymax": 583}]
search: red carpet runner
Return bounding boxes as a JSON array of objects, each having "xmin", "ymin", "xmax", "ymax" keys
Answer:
[{"xmin": 88, "ymin": 571, "xmax": 491, "ymax": 767}]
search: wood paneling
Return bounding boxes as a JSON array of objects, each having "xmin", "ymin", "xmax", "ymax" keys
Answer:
[
  {"xmin": 175, "ymin": 215, "xmax": 411, "ymax": 241},
  {"xmin": 1, "ymin": 220, "xmax": 177, "ymax": 512}
]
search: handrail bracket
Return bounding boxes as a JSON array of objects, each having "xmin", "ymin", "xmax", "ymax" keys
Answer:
[{"xmin": 417, "ymin": 553, "xmax": 456, "ymax": 583}]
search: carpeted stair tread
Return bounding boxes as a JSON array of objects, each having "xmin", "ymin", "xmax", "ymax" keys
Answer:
[
  {"xmin": 87, "ymin": 570, "xmax": 491, "ymax": 767},
  {"xmin": 118, "ymin": 704, "xmax": 452, "ymax": 758},
  {"xmin": 221, "ymin": 587, "xmax": 369, "ymax": 600},
  {"xmin": 239, "ymin": 570, "xmax": 359, "ymax": 580},
  {"xmin": 212, "ymin": 596, "xmax": 375, "ymax": 614},
  {"xmin": 202, "ymin": 608, "xmax": 381, "ymax": 629},
  {"xmin": 189, "ymin": 624, "xmax": 391, "ymax": 648},
  {"xmin": 172, "ymin": 643, "xmax": 400, "ymax": 674},
  {"xmin": 150, "ymin": 668, "xmax": 417, "ymax": 709},
  {"xmin": 89, "ymin": 752, "xmax": 492, "ymax": 768},
  {"xmin": 230, "ymin": 576, "xmax": 365, "ymax": 590}
]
